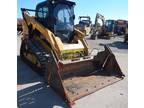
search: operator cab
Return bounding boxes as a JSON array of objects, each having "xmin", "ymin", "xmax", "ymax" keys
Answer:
[
  {"xmin": 35, "ymin": 0, "xmax": 75, "ymax": 43},
  {"xmin": 79, "ymin": 16, "xmax": 92, "ymax": 27},
  {"xmin": 105, "ymin": 20, "xmax": 115, "ymax": 32}
]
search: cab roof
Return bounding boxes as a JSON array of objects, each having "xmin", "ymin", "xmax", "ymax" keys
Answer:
[{"xmin": 37, "ymin": 0, "xmax": 75, "ymax": 7}]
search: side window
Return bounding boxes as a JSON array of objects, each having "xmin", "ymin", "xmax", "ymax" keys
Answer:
[
  {"xmin": 37, "ymin": 6, "xmax": 48, "ymax": 19},
  {"xmin": 38, "ymin": 8, "xmax": 43, "ymax": 18},
  {"xmin": 43, "ymin": 7, "xmax": 48, "ymax": 18}
]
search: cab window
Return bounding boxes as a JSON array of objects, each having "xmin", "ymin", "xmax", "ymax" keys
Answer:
[{"xmin": 37, "ymin": 6, "xmax": 48, "ymax": 18}]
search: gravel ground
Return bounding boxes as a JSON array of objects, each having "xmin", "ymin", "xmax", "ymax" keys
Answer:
[{"xmin": 17, "ymin": 35, "xmax": 128, "ymax": 108}]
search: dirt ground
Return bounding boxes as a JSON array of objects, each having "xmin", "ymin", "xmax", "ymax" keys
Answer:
[{"xmin": 17, "ymin": 35, "xmax": 128, "ymax": 108}]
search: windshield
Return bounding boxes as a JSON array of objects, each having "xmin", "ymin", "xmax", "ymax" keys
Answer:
[
  {"xmin": 105, "ymin": 20, "xmax": 114, "ymax": 32},
  {"xmin": 79, "ymin": 20, "xmax": 91, "ymax": 26},
  {"xmin": 105, "ymin": 20, "xmax": 112, "ymax": 27},
  {"xmin": 54, "ymin": 4, "xmax": 74, "ymax": 43},
  {"xmin": 79, "ymin": 17, "xmax": 91, "ymax": 26}
]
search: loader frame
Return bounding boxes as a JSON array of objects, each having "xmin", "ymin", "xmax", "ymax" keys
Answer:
[{"xmin": 21, "ymin": 8, "xmax": 89, "ymax": 61}]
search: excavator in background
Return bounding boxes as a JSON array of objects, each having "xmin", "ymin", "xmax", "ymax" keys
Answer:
[
  {"xmin": 20, "ymin": 0, "xmax": 125, "ymax": 106},
  {"xmin": 90, "ymin": 13, "xmax": 115, "ymax": 40},
  {"xmin": 105, "ymin": 19, "xmax": 115, "ymax": 36},
  {"xmin": 90, "ymin": 13, "xmax": 105, "ymax": 39},
  {"xmin": 75, "ymin": 16, "xmax": 92, "ymax": 36}
]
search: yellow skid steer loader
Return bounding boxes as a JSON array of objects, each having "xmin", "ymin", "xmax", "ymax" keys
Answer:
[
  {"xmin": 75, "ymin": 16, "xmax": 92, "ymax": 36},
  {"xmin": 20, "ymin": 0, "xmax": 125, "ymax": 106}
]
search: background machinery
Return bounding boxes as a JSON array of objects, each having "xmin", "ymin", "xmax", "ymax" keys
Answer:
[
  {"xmin": 90, "ymin": 13, "xmax": 105, "ymax": 39},
  {"xmin": 124, "ymin": 24, "xmax": 128, "ymax": 42},
  {"xmin": 105, "ymin": 19, "xmax": 115, "ymax": 36},
  {"xmin": 75, "ymin": 16, "xmax": 92, "ymax": 36},
  {"xmin": 20, "ymin": 0, "xmax": 125, "ymax": 106},
  {"xmin": 115, "ymin": 20, "xmax": 128, "ymax": 36},
  {"xmin": 17, "ymin": 18, "xmax": 23, "ymax": 35},
  {"xmin": 114, "ymin": 20, "xmax": 128, "ymax": 42},
  {"xmin": 90, "ymin": 13, "xmax": 116, "ymax": 40}
]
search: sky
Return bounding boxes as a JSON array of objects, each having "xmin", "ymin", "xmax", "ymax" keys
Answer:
[{"xmin": 17, "ymin": 0, "xmax": 128, "ymax": 24}]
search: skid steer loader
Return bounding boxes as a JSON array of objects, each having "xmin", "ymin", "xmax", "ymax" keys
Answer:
[
  {"xmin": 20, "ymin": 0, "xmax": 125, "ymax": 106},
  {"xmin": 75, "ymin": 16, "xmax": 92, "ymax": 36}
]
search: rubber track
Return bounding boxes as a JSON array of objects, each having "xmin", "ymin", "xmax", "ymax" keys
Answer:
[{"xmin": 26, "ymin": 39, "xmax": 50, "ymax": 73}]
